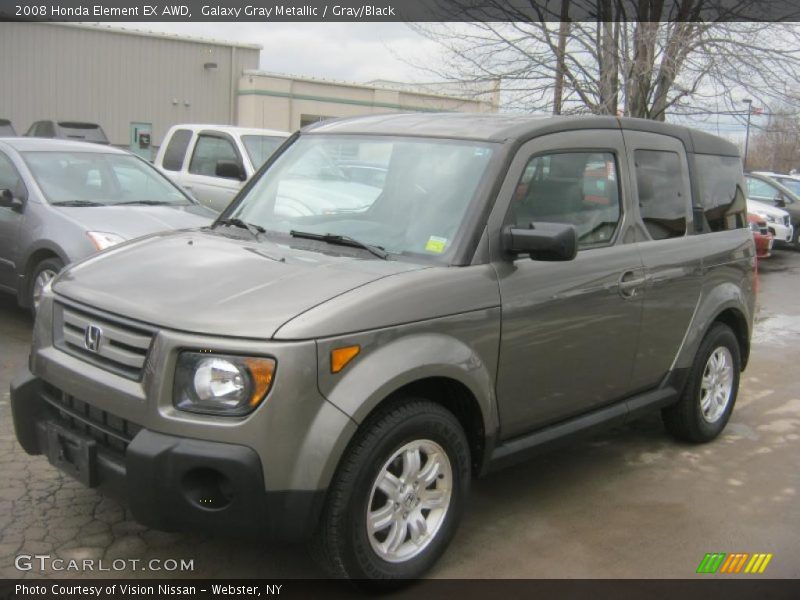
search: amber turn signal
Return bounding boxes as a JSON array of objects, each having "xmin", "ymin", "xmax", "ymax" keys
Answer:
[
  {"xmin": 331, "ymin": 345, "xmax": 360, "ymax": 373},
  {"xmin": 244, "ymin": 358, "xmax": 276, "ymax": 407}
]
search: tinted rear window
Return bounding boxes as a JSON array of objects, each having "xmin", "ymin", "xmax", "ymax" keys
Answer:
[
  {"xmin": 162, "ymin": 129, "xmax": 193, "ymax": 171},
  {"xmin": 56, "ymin": 122, "xmax": 108, "ymax": 143},
  {"xmin": 694, "ymin": 154, "xmax": 746, "ymax": 232},
  {"xmin": 634, "ymin": 149, "xmax": 688, "ymax": 240}
]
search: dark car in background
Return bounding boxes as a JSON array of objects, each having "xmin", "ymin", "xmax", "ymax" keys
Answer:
[
  {"xmin": 25, "ymin": 120, "xmax": 109, "ymax": 145},
  {"xmin": 0, "ymin": 119, "xmax": 16, "ymax": 136},
  {"xmin": 0, "ymin": 137, "xmax": 216, "ymax": 313},
  {"xmin": 746, "ymin": 172, "xmax": 800, "ymax": 248}
]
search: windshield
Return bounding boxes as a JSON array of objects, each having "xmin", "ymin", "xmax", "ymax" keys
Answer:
[
  {"xmin": 775, "ymin": 177, "xmax": 800, "ymax": 198},
  {"xmin": 231, "ymin": 135, "xmax": 495, "ymax": 258},
  {"xmin": 242, "ymin": 135, "xmax": 287, "ymax": 170},
  {"xmin": 23, "ymin": 151, "xmax": 191, "ymax": 206}
]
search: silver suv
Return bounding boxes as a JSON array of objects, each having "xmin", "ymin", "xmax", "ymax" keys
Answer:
[{"xmin": 11, "ymin": 114, "xmax": 755, "ymax": 582}]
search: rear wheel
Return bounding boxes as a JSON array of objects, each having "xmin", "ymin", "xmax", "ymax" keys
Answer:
[
  {"xmin": 28, "ymin": 257, "xmax": 63, "ymax": 316},
  {"xmin": 311, "ymin": 398, "xmax": 470, "ymax": 584},
  {"xmin": 662, "ymin": 323, "xmax": 741, "ymax": 443}
]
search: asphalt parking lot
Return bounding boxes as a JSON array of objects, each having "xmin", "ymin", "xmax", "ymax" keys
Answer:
[{"xmin": 1, "ymin": 251, "xmax": 799, "ymax": 580}]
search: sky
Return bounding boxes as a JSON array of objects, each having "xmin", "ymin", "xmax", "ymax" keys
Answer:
[
  {"xmin": 122, "ymin": 22, "xmax": 438, "ymax": 83},
  {"xmin": 119, "ymin": 22, "xmax": 759, "ymax": 141}
]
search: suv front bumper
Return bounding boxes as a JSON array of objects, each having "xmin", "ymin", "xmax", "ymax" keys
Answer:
[{"xmin": 10, "ymin": 369, "xmax": 325, "ymax": 542}]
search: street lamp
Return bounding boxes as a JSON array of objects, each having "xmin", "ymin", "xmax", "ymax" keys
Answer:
[{"xmin": 742, "ymin": 98, "xmax": 753, "ymax": 171}]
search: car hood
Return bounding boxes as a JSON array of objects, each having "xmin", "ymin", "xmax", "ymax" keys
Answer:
[
  {"xmin": 747, "ymin": 199, "xmax": 789, "ymax": 218},
  {"xmin": 53, "ymin": 229, "xmax": 426, "ymax": 339},
  {"xmin": 52, "ymin": 204, "xmax": 217, "ymax": 239}
]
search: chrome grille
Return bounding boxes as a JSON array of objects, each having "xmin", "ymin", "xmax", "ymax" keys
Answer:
[
  {"xmin": 785, "ymin": 215, "xmax": 791, "ymax": 227},
  {"xmin": 54, "ymin": 303, "xmax": 154, "ymax": 380}
]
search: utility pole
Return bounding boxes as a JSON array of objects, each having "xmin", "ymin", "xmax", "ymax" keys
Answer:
[{"xmin": 742, "ymin": 98, "xmax": 752, "ymax": 171}]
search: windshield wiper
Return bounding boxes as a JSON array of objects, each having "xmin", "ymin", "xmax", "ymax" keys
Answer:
[
  {"xmin": 50, "ymin": 200, "xmax": 105, "ymax": 207},
  {"xmin": 215, "ymin": 217, "xmax": 266, "ymax": 239},
  {"xmin": 289, "ymin": 230, "xmax": 388, "ymax": 260},
  {"xmin": 115, "ymin": 200, "xmax": 172, "ymax": 206}
]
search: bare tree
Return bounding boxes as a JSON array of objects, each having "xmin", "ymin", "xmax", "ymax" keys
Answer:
[
  {"xmin": 409, "ymin": 1, "xmax": 800, "ymax": 120},
  {"xmin": 745, "ymin": 111, "xmax": 800, "ymax": 172}
]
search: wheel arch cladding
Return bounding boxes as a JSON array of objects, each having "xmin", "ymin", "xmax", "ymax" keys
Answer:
[
  {"xmin": 677, "ymin": 301, "xmax": 751, "ymax": 375},
  {"xmin": 712, "ymin": 307, "xmax": 750, "ymax": 368},
  {"xmin": 317, "ymin": 330, "xmax": 499, "ymax": 477}
]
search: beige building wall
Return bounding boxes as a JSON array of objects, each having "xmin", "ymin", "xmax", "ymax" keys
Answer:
[
  {"xmin": 0, "ymin": 22, "xmax": 260, "ymax": 146},
  {"xmin": 237, "ymin": 72, "xmax": 497, "ymax": 132}
]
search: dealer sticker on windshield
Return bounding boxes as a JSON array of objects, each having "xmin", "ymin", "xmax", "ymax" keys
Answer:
[{"xmin": 425, "ymin": 236, "xmax": 448, "ymax": 254}]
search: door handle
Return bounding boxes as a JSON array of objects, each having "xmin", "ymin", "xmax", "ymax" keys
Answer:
[{"xmin": 618, "ymin": 271, "xmax": 647, "ymax": 298}]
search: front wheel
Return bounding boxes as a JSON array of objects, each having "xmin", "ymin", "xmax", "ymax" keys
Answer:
[
  {"xmin": 662, "ymin": 323, "xmax": 741, "ymax": 443},
  {"xmin": 311, "ymin": 399, "xmax": 470, "ymax": 583},
  {"xmin": 28, "ymin": 257, "xmax": 64, "ymax": 317}
]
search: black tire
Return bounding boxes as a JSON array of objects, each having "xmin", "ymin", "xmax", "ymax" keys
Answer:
[
  {"xmin": 662, "ymin": 323, "xmax": 741, "ymax": 443},
  {"xmin": 792, "ymin": 226, "xmax": 800, "ymax": 251},
  {"xmin": 28, "ymin": 257, "xmax": 64, "ymax": 316},
  {"xmin": 311, "ymin": 398, "xmax": 470, "ymax": 585}
]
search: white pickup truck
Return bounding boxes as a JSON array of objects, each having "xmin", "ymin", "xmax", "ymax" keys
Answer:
[{"xmin": 155, "ymin": 124, "xmax": 289, "ymax": 212}]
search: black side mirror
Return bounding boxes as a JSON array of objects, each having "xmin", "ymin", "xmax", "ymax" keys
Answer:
[
  {"xmin": 775, "ymin": 194, "xmax": 786, "ymax": 207},
  {"xmin": 503, "ymin": 222, "xmax": 578, "ymax": 262},
  {"xmin": 0, "ymin": 189, "xmax": 23, "ymax": 212},
  {"xmin": 215, "ymin": 159, "xmax": 246, "ymax": 181}
]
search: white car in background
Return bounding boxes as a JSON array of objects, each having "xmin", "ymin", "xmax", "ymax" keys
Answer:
[
  {"xmin": 155, "ymin": 124, "xmax": 289, "ymax": 212},
  {"xmin": 747, "ymin": 198, "xmax": 793, "ymax": 244}
]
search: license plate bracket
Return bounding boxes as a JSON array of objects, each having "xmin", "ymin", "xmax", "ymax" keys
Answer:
[{"xmin": 46, "ymin": 423, "xmax": 97, "ymax": 487}]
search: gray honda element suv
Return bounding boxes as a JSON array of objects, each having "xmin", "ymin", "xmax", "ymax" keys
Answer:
[{"xmin": 11, "ymin": 114, "xmax": 755, "ymax": 582}]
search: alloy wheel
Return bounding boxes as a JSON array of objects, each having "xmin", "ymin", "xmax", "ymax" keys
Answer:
[{"xmin": 366, "ymin": 439, "xmax": 453, "ymax": 563}]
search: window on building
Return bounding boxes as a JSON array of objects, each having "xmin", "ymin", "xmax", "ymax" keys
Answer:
[
  {"xmin": 188, "ymin": 135, "xmax": 239, "ymax": 177},
  {"xmin": 634, "ymin": 150, "xmax": 688, "ymax": 240},
  {"xmin": 509, "ymin": 151, "xmax": 622, "ymax": 248},
  {"xmin": 162, "ymin": 129, "xmax": 193, "ymax": 171}
]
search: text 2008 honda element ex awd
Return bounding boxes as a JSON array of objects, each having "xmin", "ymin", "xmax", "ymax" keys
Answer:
[{"xmin": 11, "ymin": 114, "xmax": 755, "ymax": 581}]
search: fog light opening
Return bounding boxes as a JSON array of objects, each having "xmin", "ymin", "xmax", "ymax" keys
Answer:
[{"xmin": 182, "ymin": 467, "xmax": 234, "ymax": 510}]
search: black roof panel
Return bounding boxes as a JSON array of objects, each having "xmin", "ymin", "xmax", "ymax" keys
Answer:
[{"xmin": 305, "ymin": 113, "xmax": 737, "ymax": 156}]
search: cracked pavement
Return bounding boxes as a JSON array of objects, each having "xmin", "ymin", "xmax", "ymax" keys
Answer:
[{"xmin": 1, "ymin": 252, "xmax": 799, "ymax": 579}]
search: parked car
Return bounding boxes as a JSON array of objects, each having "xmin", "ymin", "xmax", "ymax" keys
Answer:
[
  {"xmin": 756, "ymin": 170, "xmax": 800, "ymax": 197},
  {"xmin": 745, "ymin": 172, "xmax": 800, "ymax": 248},
  {"xmin": 0, "ymin": 119, "xmax": 16, "ymax": 136},
  {"xmin": 0, "ymin": 138, "xmax": 216, "ymax": 312},
  {"xmin": 25, "ymin": 120, "xmax": 110, "ymax": 145},
  {"xmin": 11, "ymin": 114, "xmax": 755, "ymax": 583},
  {"xmin": 155, "ymin": 124, "xmax": 289, "ymax": 212},
  {"xmin": 748, "ymin": 213, "xmax": 773, "ymax": 259},
  {"xmin": 746, "ymin": 198, "xmax": 793, "ymax": 246}
]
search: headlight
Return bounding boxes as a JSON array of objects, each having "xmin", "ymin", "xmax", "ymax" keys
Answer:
[
  {"xmin": 174, "ymin": 352, "xmax": 275, "ymax": 416},
  {"xmin": 87, "ymin": 231, "xmax": 126, "ymax": 251}
]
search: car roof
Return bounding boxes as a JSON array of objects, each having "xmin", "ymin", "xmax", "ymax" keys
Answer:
[
  {"xmin": 0, "ymin": 137, "xmax": 129, "ymax": 153},
  {"xmin": 303, "ymin": 112, "xmax": 741, "ymax": 155},
  {"xmin": 168, "ymin": 124, "xmax": 290, "ymax": 137},
  {"xmin": 753, "ymin": 170, "xmax": 800, "ymax": 180}
]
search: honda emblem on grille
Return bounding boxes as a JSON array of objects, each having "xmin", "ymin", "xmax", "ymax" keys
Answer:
[{"xmin": 84, "ymin": 324, "xmax": 103, "ymax": 353}]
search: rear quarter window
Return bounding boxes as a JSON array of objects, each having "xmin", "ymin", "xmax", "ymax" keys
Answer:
[
  {"xmin": 162, "ymin": 129, "xmax": 193, "ymax": 171},
  {"xmin": 694, "ymin": 154, "xmax": 746, "ymax": 232}
]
